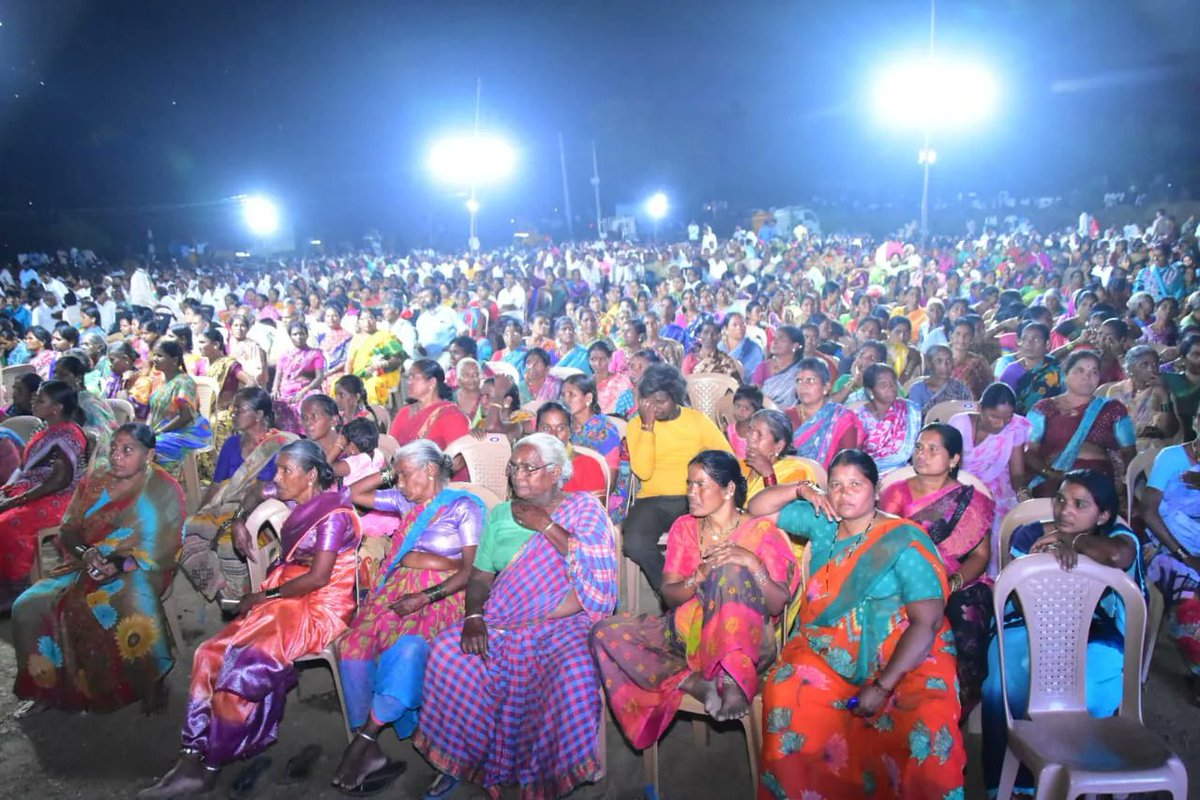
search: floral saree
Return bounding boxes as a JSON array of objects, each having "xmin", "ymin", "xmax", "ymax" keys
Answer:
[
  {"xmin": 790, "ymin": 402, "xmax": 864, "ymax": 470},
  {"xmin": 148, "ymin": 373, "xmax": 212, "ymax": 477},
  {"xmin": 12, "ymin": 464, "xmax": 186, "ymax": 711},
  {"xmin": 348, "ymin": 331, "xmax": 405, "ymax": 405},
  {"xmin": 856, "ymin": 399, "xmax": 922, "ymax": 472}
]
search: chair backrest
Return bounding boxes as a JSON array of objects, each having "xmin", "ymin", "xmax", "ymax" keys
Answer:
[
  {"xmin": 548, "ymin": 365, "xmax": 584, "ymax": 382},
  {"xmin": 448, "ymin": 481, "xmax": 503, "ymax": 512},
  {"xmin": 245, "ymin": 498, "xmax": 291, "ymax": 592},
  {"xmin": 925, "ymin": 399, "xmax": 978, "ymax": 424},
  {"xmin": 444, "ymin": 433, "xmax": 512, "ymax": 500},
  {"xmin": 685, "ymin": 373, "xmax": 740, "ymax": 424},
  {"xmin": 376, "ymin": 433, "xmax": 401, "ymax": 464},
  {"xmin": 107, "ymin": 398, "xmax": 135, "ymax": 426},
  {"xmin": 193, "ymin": 376, "xmax": 219, "ymax": 420},
  {"xmin": 795, "ymin": 456, "xmax": 828, "ymax": 489},
  {"xmin": 1094, "ymin": 381, "xmax": 1119, "ymax": 398},
  {"xmin": 878, "ymin": 465, "xmax": 994, "ymax": 500},
  {"xmin": 574, "ymin": 445, "xmax": 611, "ymax": 498},
  {"xmin": 992, "ymin": 552, "xmax": 1146, "ymax": 725},
  {"xmin": 0, "ymin": 363, "xmax": 35, "ymax": 406},
  {"xmin": 369, "ymin": 404, "xmax": 391, "ymax": 433},
  {"xmin": 997, "ymin": 498, "xmax": 1055, "ymax": 569},
  {"xmin": 902, "ymin": 374, "xmax": 923, "ymax": 394},
  {"xmin": 0, "ymin": 414, "xmax": 44, "ymax": 444},
  {"xmin": 607, "ymin": 414, "xmax": 628, "ymax": 442},
  {"xmin": 521, "ymin": 399, "xmax": 547, "ymax": 418},
  {"xmin": 715, "ymin": 393, "xmax": 735, "ymax": 431},
  {"xmin": 1125, "ymin": 446, "xmax": 1161, "ymax": 520}
]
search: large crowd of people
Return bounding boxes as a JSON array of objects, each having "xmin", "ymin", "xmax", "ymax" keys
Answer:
[{"xmin": 0, "ymin": 206, "xmax": 1197, "ymax": 798}]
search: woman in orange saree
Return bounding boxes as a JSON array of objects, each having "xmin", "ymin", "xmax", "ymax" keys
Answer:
[
  {"xmin": 139, "ymin": 440, "xmax": 361, "ymax": 799},
  {"xmin": 747, "ymin": 450, "xmax": 966, "ymax": 800},
  {"xmin": 591, "ymin": 451, "xmax": 798, "ymax": 748}
]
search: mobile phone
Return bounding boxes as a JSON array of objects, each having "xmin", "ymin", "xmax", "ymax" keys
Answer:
[{"xmin": 218, "ymin": 597, "xmax": 241, "ymax": 612}]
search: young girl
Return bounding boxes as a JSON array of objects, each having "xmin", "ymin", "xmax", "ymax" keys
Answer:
[
  {"xmin": 336, "ymin": 418, "xmax": 392, "ymax": 588},
  {"xmin": 726, "ymin": 385, "xmax": 764, "ymax": 460}
]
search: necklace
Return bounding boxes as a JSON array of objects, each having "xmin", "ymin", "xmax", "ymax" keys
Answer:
[
  {"xmin": 830, "ymin": 512, "xmax": 877, "ymax": 562},
  {"xmin": 699, "ymin": 510, "xmax": 741, "ymax": 553}
]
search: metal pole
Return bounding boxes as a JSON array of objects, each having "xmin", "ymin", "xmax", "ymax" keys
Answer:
[
  {"xmin": 920, "ymin": 160, "xmax": 931, "ymax": 241},
  {"xmin": 469, "ymin": 78, "xmax": 481, "ymax": 247},
  {"xmin": 921, "ymin": 0, "xmax": 936, "ymax": 242},
  {"xmin": 590, "ymin": 140, "xmax": 602, "ymax": 238},
  {"xmin": 558, "ymin": 132, "xmax": 574, "ymax": 241}
]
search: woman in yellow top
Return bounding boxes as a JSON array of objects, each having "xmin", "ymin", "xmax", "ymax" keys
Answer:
[
  {"xmin": 625, "ymin": 363, "xmax": 732, "ymax": 595},
  {"xmin": 743, "ymin": 408, "xmax": 815, "ymax": 500},
  {"xmin": 344, "ymin": 308, "xmax": 406, "ymax": 405}
]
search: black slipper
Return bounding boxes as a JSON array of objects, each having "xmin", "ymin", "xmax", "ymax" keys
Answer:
[
  {"xmin": 277, "ymin": 744, "xmax": 322, "ymax": 785},
  {"xmin": 338, "ymin": 761, "xmax": 407, "ymax": 797},
  {"xmin": 228, "ymin": 756, "xmax": 272, "ymax": 800}
]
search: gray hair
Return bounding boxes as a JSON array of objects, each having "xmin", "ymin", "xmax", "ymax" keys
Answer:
[
  {"xmin": 82, "ymin": 331, "xmax": 108, "ymax": 354},
  {"xmin": 1123, "ymin": 344, "xmax": 1159, "ymax": 370},
  {"xmin": 513, "ymin": 432, "xmax": 574, "ymax": 487},
  {"xmin": 1127, "ymin": 291, "xmax": 1154, "ymax": 311},
  {"xmin": 395, "ymin": 438, "xmax": 454, "ymax": 480}
]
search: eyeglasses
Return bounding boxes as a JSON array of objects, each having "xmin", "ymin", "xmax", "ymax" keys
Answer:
[{"xmin": 507, "ymin": 461, "xmax": 552, "ymax": 477}]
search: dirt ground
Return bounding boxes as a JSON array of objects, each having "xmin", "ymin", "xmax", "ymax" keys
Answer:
[{"xmin": 1, "ymin": 575, "xmax": 1196, "ymax": 800}]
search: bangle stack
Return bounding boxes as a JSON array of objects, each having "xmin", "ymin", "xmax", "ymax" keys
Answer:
[
  {"xmin": 264, "ymin": 586, "xmax": 282, "ymax": 600},
  {"xmin": 751, "ymin": 564, "xmax": 771, "ymax": 586},
  {"xmin": 423, "ymin": 584, "xmax": 448, "ymax": 602}
]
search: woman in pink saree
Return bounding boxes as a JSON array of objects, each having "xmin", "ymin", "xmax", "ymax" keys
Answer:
[{"xmin": 271, "ymin": 322, "xmax": 326, "ymax": 434}]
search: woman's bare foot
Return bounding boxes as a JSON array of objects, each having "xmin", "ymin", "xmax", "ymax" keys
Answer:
[
  {"xmin": 137, "ymin": 753, "xmax": 217, "ymax": 799},
  {"xmin": 332, "ymin": 733, "xmax": 388, "ymax": 789},
  {"xmin": 715, "ymin": 674, "xmax": 751, "ymax": 721},
  {"xmin": 681, "ymin": 673, "xmax": 723, "ymax": 717}
]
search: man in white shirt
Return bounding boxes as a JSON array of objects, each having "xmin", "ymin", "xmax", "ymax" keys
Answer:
[
  {"xmin": 130, "ymin": 265, "xmax": 157, "ymax": 310},
  {"xmin": 32, "ymin": 292, "xmax": 58, "ymax": 329},
  {"xmin": 414, "ymin": 288, "xmax": 465, "ymax": 357},
  {"xmin": 687, "ymin": 221, "xmax": 700, "ymax": 242},
  {"xmin": 496, "ymin": 272, "xmax": 526, "ymax": 323}
]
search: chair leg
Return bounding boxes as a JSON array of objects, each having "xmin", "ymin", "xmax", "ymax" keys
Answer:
[
  {"xmin": 1032, "ymin": 765, "xmax": 1065, "ymax": 800},
  {"xmin": 746, "ymin": 696, "xmax": 763, "ymax": 796},
  {"xmin": 996, "ymin": 747, "xmax": 1019, "ymax": 800},
  {"xmin": 643, "ymin": 744, "xmax": 659, "ymax": 799},
  {"xmin": 595, "ymin": 692, "xmax": 607, "ymax": 781},
  {"xmin": 327, "ymin": 652, "xmax": 352, "ymax": 743}
]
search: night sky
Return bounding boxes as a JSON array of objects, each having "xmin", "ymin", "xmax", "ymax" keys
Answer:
[{"xmin": 0, "ymin": 0, "xmax": 1196, "ymax": 252}]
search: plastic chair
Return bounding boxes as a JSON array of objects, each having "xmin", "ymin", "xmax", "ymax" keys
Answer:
[
  {"xmin": 180, "ymin": 452, "xmax": 203, "ymax": 515},
  {"xmin": 193, "ymin": 376, "xmax": 219, "ymax": 422},
  {"xmin": 448, "ymin": 481, "xmax": 503, "ymax": 512},
  {"xmin": 368, "ymin": 404, "xmax": 391, "ymax": 433},
  {"xmin": 1094, "ymin": 381, "xmax": 1119, "ymax": 399},
  {"xmin": 0, "ymin": 415, "xmax": 44, "ymax": 443},
  {"xmin": 1124, "ymin": 446, "xmax": 1160, "ymax": 520},
  {"xmin": 0, "ymin": 363, "xmax": 35, "ymax": 405},
  {"xmin": 622, "ymin": 474, "xmax": 643, "ymax": 613},
  {"xmin": 520, "ymin": 399, "xmax": 548, "ymax": 418},
  {"xmin": 444, "ymin": 433, "xmax": 512, "ymax": 501},
  {"xmin": 607, "ymin": 414, "xmax": 628, "ymax": 442},
  {"xmin": 714, "ymin": 393, "xmax": 778, "ymax": 430},
  {"xmin": 878, "ymin": 465, "xmax": 994, "ymax": 500},
  {"xmin": 548, "ymin": 365, "xmax": 584, "ymax": 382},
  {"xmin": 795, "ymin": 456, "xmax": 827, "ymax": 489},
  {"xmin": 685, "ymin": 373, "xmax": 740, "ymax": 424},
  {"xmin": 1143, "ymin": 583, "xmax": 1165, "ymax": 685},
  {"xmin": 992, "ymin": 552, "xmax": 1187, "ymax": 800},
  {"xmin": 107, "ymin": 398, "xmax": 135, "ymax": 425},
  {"xmin": 375, "ymin": 433, "xmax": 401, "ymax": 464},
  {"xmin": 925, "ymin": 400, "xmax": 979, "ymax": 425},
  {"xmin": 997, "ymin": 498, "xmax": 1055, "ymax": 571}
]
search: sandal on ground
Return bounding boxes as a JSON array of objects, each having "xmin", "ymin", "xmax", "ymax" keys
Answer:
[
  {"xmin": 337, "ymin": 761, "xmax": 407, "ymax": 797},
  {"xmin": 228, "ymin": 756, "xmax": 272, "ymax": 800},
  {"xmin": 421, "ymin": 773, "xmax": 460, "ymax": 800},
  {"xmin": 276, "ymin": 744, "xmax": 322, "ymax": 785}
]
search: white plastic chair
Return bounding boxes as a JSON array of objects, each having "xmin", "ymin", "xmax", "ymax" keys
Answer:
[
  {"xmin": 375, "ymin": 433, "xmax": 401, "ymax": 465},
  {"xmin": 369, "ymin": 404, "xmax": 391, "ymax": 433},
  {"xmin": 992, "ymin": 552, "xmax": 1187, "ymax": 799},
  {"xmin": 925, "ymin": 400, "xmax": 979, "ymax": 425},
  {"xmin": 879, "ymin": 465, "xmax": 994, "ymax": 500},
  {"xmin": 447, "ymin": 481, "xmax": 503, "ymax": 512},
  {"xmin": 0, "ymin": 363, "xmax": 35, "ymax": 406},
  {"xmin": 997, "ymin": 498, "xmax": 1055, "ymax": 571},
  {"xmin": 107, "ymin": 398, "xmax": 135, "ymax": 425},
  {"xmin": 444, "ymin": 432, "xmax": 512, "ymax": 501},
  {"xmin": 0, "ymin": 414, "xmax": 44, "ymax": 443},
  {"xmin": 1124, "ymin": 446, "xmax": 1159, "ymax": 521},
  {"xmin": 684, "ymin": 373, "xmax": 739, "ymax": 424},
  {"xmin": 547, "ymin": 365, "xmax": 584, "ymax": 382}
]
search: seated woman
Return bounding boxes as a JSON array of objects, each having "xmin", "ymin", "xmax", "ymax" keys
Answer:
[
  {"xmin": 588, "ymin": 340, "xmax": 636, "ymax": 418},
  {"xmin": 12, "ymin": 423, "xmax": 185, "ymax": 713},
  {"xmin": 720, "ymin": 311, "xmax": 765, "ymax": 380},
  {"xmin": 726, "ymin": 385, "xmax": 763, "ymax": 460},
  {"xmin": 1165, "ymin": 333, "xmax": 1200, "ymax": 441},
  {"xmin": 196, "ymin": 327, "xmax": 258, "ymax": 463},
  {"xmin": 81, "ymin": 331, "xmax": 111, "ymax": 396},
  {"xmin": 950, "ymin": 318, "xmax": 993, "ymax": 398},
  {"xmin": 4, "ymin": 371, "xmax": 41, "ymax": 417},
  {"xmin": 744, "ymin": 408, "xmax": 815, "ymax": 500},
  {"xmin": 333, "ymin": 440, "xmax": 483, "ymax": 795},
  {"xmin": 981, "ymin": 469, "xmax": 1146, "ymax": 796},
  {"xmin": 879, "ymin": 423, "xmax": 996, "ymax": 713},
  {"xmin": 852, "ymin": 363, "xmax": 922, "ymax": 472},
  {"xmin": 415, "ymin": 434, "xmax": 617, "ymax": 800},
  {"xmin": 682, "ymin": 319, "xmax": 742, "ymax": 378},
  {"xmin": 271, "ymin": 321, "xmax": 326, "ymax": 434},
  {"xmin": 489, "ymin": 318, "xmax": 528, "ymax": 374},
  {"xmin": 103, "ymin": 343, "xmax": 139, "ymax": 401},
  {"xmin": 179, "ymin": 388, "xmax": 296, "ymax": 605},
  {"xmin": 592, "ymin": 450, "xmax": 797, "ymax": 747},
  {"xmin": 751, "ymin": 325, "xmax": 805, "ymax": 408},
  {"xmin": 139, "ymin": 440, "xmax": 361, "ymax": 799},
  {"xmin": 521, "ymin": 347, "xmax": 561, "ymax": 404},
  {"xmin": 748, "ymin": 450, "xmax": 966, "ymax": 799},
  {"xmin": 885, "ymin": 315, "xmax": 922, "ymax": 385},
  {"xmin": 1139, "ymin": 410, "xmax": 1200, "ymax": 702},
  {"xmin": 906, "ymin": 344, "xmax": 973, "ymax": 415},
  {"xmin": 346, "ymin": 308, "xmax": 405, "ymax": 406},
  {"xmin": 452, "ymin": 358, "xmax": 485, "ymax": 425},
  {"xmin": 147, "ymin": 340, "xmax": 212, "ymax": 478},
  {"xmin": 787, "ymin": 357, "xmax": 864, "ymax": 470},
  {"xmin": 229, "ymin": 314, "xmax": 269, "ymax": 390},
  {"xmin": 1108, "ymin": 344, "xmax": 1181, "ymax": 450},
  {"xmin": 52, "ymin": 354, "xmax": 118, "ymax": 467},
  {"xmin": 535, "ymin": 401, "xmax": 606, "ymax": 497},
  {"xmin": 332, "ymin": 374, "xmax": 377, "ymax": 426},
  {"xmin": 388, "ymin": 359, "xmax": 469, "ymax": 450},
  {"xmin": 560, "ymin": 372, "xmax": 630, "ymax": 522},
  {"xmin": 300, "ymin": 393, "xmax": 345, "ymax": 465},
  {"xmin": 0, "ymin": 381, "xmax": 89, "ymax": 611},
  {"xmin": 25, "ymin": 325, "xmax": 57, "ymax": 380},
  {"xmin": 1025, "ymin": 350, "xmax": 1136, "ymax": 498},
  {"xmin": 549, "ymin": 316, "xmax": 590, "ymax": 373},
  {"xmin": 998, "ymin": 322, "xmax": 1064, "ymax": 414}
]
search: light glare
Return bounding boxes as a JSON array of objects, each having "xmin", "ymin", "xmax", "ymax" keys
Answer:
[
  {"xmin": 242, "ymin": 195, "xmax": 280, "ymax": 237},
  {"xmin": 428, "ymin": 134, "xmax": 516, "ymax": 185},
  {"xmin": 646, "ymin": 192, "xmax": 669, "ymax": 220},
  {"xmin": 872, "ymin": 58, "xmax": 996, "ymax": 130}
]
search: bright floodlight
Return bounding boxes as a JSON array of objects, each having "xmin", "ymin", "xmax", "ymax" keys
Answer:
[
  {"xmin": 428, "ymin": 134, "xmax": 516, "ymax": 185},
  {"xmin": 465, "ymin": 198, "xmax": 481, "ymax": 214},
  {"xmin": 242, "ymin": 195, "xmax": 280, "ymax": 237},
  {"xmin": 872, "ymin": 57, "xmax": 996, "ymax": 130},
  {"xmin": 645, "ymin": 192, "xmax": 669, "ymax": 220}
]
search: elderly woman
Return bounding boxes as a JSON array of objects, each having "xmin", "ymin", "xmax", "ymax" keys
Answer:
[
  {"xmin": 271, "ymin": 321, "xmax": 326, "ymax": 434},
  {"xmin": 1025, "ymin": 350, "xmax": 1136, "ymax": 498},
  {"xmin": 81, "ymin": 331, "xmax": 111, "ymax": 396},
  {"xmin": 853, "ymin": 363, "xmax": 922, "ymax": 472},
  {"xmin": 549, "ymin": 316, "xmax": 590, "ymax": 373},
  {"xmin": 12, "ymin": 424, "xmax": 185, "ymax": 714},
  {"xmin": 0, "ymin": 381, "xmax": 89, "ymax": 610},
  {"xmin": 949, "ymin": 383, "xmax": 1032, "ymax": 547},
  {"xmin": 147, "ymin": 340, "xmax": 212, "ymax": 478},
  {"xmin": 626, "ymin": 364, "xmax": 733, "ymax": 595},
  {"xmin": 981, "ymin": 469, "xmax": 1146, "ymax": 796},
  {"xmin": 592, "ymin": 450, "xmax": 798, "ymax": 747},
  {"xmin": 682, "ymin": 319, "xmax": 742, "ymax": 378},
  {"xmin": 388, "ymin": 359, "xmax": 470, "ymax": 450},
  {"xmin": 451, "ymin": 358, "xmax": 486, "ymax": 425},
  {"xmin": 179, "ymin": 388, "xmax": 296, "ymax": 605},
  {"xmin": 749, "ymin": 450, "xmax": 966, "ymax": 799},
  {"xmin": 744, "ymin": 408, "xmax": 815, "ymax": 500},
  {"xmin": 906, "ymin": 344, "xmax": 973, "ymax": 415},
  {"xmin": 332, "ymin": 441, "xmax": 484, "ymax": 795},
  {"xmin": 415, "ymin": 433, "xmax": 617, "ymax": 800},
  {"xmin": 588, "ymin": 340, "xmax": 636, "ymax": 417},
  {"xmin": 879, "ymin": 423, "xmax": 996, "ymax": 712},
  {"xmin": 1108, "ymin": 344, "xmax": 1180, "ymax": 449},
  {"xmin": 521, "ymin": 346, "xmax": 562, "ymax": 404},
  {"xmin": 139, "ymin": 440, "xmax": 361, "ymax": 799},
  {"xmin": 998, "ymin": 322, "xmax": 1064, "ymax": 414},
  {"xmin": 788, "ymin": 357, "xmax": 864, "ymax": 469}
]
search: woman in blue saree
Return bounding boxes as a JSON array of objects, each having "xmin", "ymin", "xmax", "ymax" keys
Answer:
[
  {"xmin": 719, "ymin": 312, "xmax": 765, "ymax": 379},
  {"xmin": 550, "ymin": 317, "xmax": 591, "ymax": 373},
  {"xmin": 147, "ymin": 340, "xmax": 212, "ymax": 478},
  {"xmin": 981, "ymin": 469, "xmax": 1146, "ymax": 796}
]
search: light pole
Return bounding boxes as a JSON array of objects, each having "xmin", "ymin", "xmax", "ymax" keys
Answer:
[
  {"xmin": 428, "ymin": 133, "xmax": 515, "ymax": 250},
  {"xmin": 646, "ymin": 192, "xmax": 668, "ymax": 241},
  {"xmin": 241, "ymin": 195, "xmax": 280, "ymax": 255}
]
